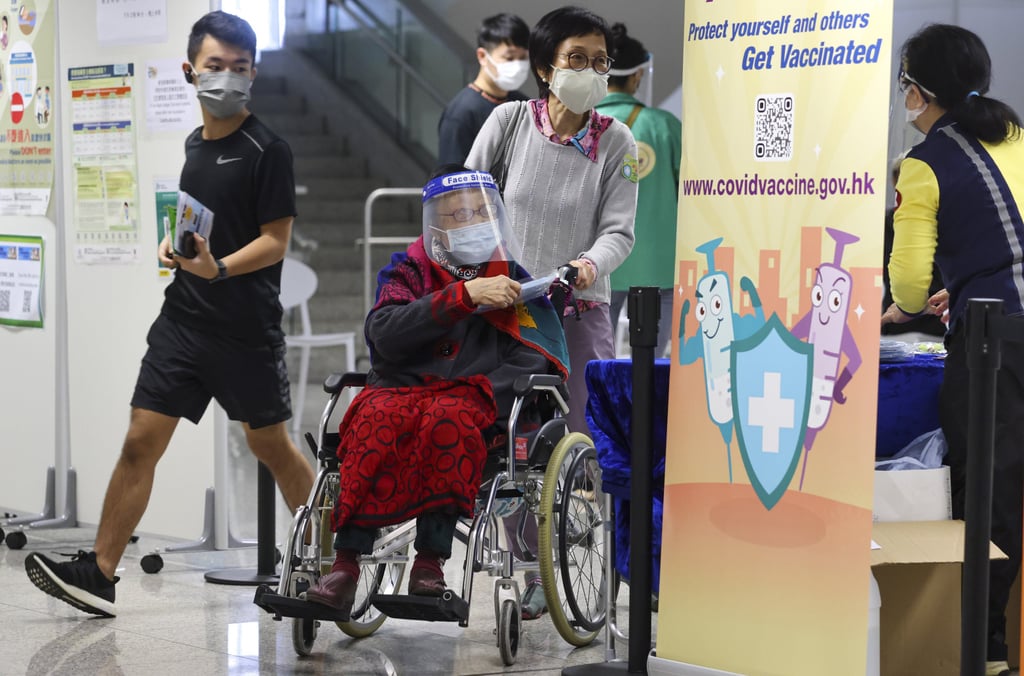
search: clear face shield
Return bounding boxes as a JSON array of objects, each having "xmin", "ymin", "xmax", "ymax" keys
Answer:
[
  {"xmin": 886, "ymin": 63, "xmax": 932, "ymax": 203},
  {"xmin": 422, "ymin": 171, "xmax": 524, "ymax": 269},
  {"xmin": 607, "ymin": 53, "xmax": 654, "ymax": 106}
]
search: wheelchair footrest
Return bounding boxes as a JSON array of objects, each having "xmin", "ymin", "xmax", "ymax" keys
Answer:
[
  {"xmin": 369, "ymin": 592, "xmax": 469, "ymax": 622},
  {"xmin": 253, "ymin": 584, "xmax": 352, "ymax": 623}
]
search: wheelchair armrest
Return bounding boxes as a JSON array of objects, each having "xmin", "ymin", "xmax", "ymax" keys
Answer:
[
  {"xmin": 512, "ymin": 373, "xmax": 567, "ymax": 399},
  {"xmin": 323, "ymin": 372, "xmax": 367, "ymax": 394}
]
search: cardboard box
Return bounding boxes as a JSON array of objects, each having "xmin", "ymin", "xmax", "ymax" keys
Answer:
[
  {"xmin": 872, "ymin": 520, "xmax": 1006, "ymax": 676},
  {"xmin": 873, "ymin": 467, "xmax": 951, "ymax": 522}
]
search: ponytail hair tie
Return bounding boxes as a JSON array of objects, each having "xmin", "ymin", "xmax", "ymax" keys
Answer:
[{"xmin": 967, "ymin": 90, "xmax": 980, "ymax": 100}]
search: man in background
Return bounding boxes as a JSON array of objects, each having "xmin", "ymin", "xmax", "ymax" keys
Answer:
[{"xmin": 437, "ymin": 13, "xmax": 530, "ymax": 166}]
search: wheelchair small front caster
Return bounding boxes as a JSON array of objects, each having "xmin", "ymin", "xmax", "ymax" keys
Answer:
[
  {"xmin": 141, "ymin": 553, "xmax": 164, "ymax": 574},
  {"xmin": 498, "ymin": 598, "xmax": 520, "ymax": 665},
  {"xmin": 5, "ymin": 530, "xmax": 27, "ymax": 550},
  {"xmin": 128, "ymin": 535, "xmax": 140, "ymax": 544},
  {"xmin": 292, "ymin": 614, "xmax": 318, "ymax": 656}
]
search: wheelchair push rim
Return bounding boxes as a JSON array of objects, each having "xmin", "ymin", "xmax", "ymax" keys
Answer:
[{"xmin": 537, "ymin": 432, "xmax": 610, "ymax": 647}]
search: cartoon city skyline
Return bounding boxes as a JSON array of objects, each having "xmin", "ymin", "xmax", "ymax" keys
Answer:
[{"xmin": 677, "ymin": 226, "xmax": 882, "ymax": 331}]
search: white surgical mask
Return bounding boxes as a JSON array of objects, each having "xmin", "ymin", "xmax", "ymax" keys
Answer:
[
  {"xmin": 486, "ymin": 53, "xmax": 530, "ymax": 92},
  {"xmin": 548, "ymin": 66, "xmax": 608, "ymax": 115},
  {"xmin": 194, "ymin": 70, "xmax": 252, "ymax": 119},
  {"xmin": 905, "ymin": 98, "xmax": 927, "ymax": 126},
  {"xmin": 433, "ymin": 219, "xmax": 500, "ymax": 264}
]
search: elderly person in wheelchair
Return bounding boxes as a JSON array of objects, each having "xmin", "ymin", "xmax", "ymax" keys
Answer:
[{"xmin": 304, "ymin": 166, "xmax": 569, "ymax": 618}]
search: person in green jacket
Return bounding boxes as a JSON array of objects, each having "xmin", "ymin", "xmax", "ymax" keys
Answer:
[{"xmin": 596, "ymin": 23, "xmax": 681, "ymax": 358}]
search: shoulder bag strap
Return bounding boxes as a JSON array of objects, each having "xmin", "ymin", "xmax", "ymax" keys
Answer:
[{"xmin": 624, "ymin": 104, "xmax": 644, "ymax": 129}]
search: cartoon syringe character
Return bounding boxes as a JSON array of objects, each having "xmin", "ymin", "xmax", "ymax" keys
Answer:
[
  {"xmin": 791, "ymin": 227, "xmax": 862, "ymax": 489},
  {"xmin": 679, "ymin": 237, "xmax": 766, "ymax": 482}
]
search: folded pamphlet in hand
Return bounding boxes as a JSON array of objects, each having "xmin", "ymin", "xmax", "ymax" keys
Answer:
[{"xmin": 171, "ymin": 190, "xmax": 214, "ymax": 259}]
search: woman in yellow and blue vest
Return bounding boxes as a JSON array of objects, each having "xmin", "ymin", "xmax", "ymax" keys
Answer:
[{"xmin": 883, "ymin": 24, "xmax": 1024, "ymax": 675}]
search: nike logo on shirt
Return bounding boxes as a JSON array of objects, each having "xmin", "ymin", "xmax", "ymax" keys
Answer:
[{"xmin": 216, "ymin": 155, "xmax": 243, "ymax": 165}]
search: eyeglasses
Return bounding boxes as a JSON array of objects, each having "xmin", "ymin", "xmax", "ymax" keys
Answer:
[
  {"xmin": 898, "ymin": 68, "xmax": 936, "ymax": 99},
  {"xmin": 438, "ymin": 202, "xmax": 498, "ymax": 223},
  {"xmin": 557, "ymin": 52, "xmax": 614, "ymax": 75}
]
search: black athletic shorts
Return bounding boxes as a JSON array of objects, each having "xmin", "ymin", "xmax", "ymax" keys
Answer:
[{"xmin": 131, "ymin": 313, "xmax": 291, "ymax": 429}]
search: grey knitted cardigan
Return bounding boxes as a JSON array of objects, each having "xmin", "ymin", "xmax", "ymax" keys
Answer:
[{"xmin": 465, "ymin": 101, "xmax": 637, "ymax": 304}]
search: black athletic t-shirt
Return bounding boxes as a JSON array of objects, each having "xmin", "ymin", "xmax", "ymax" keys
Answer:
[
  {"xmin": 437, "ymin": 85, "xmax": 527, "ymax": 166},
  {"xmin": 161, "ymin": 115, "xmax": 296, "ymax": 344}
]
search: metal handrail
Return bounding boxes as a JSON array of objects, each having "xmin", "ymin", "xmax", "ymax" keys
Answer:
[
  {"xmin": 359, "ymin": 187, "xmax": 422, "ymax": 316},
  {"xmin": 330, "ymin": 0, "xmax": 447, "ymax": 108}
]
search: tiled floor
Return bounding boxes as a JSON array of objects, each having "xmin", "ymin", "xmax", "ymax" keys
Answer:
[
  {"xmin": 0, "ymin": 519, "xmax": 642, "ymax": 675},
  {"xmin": 0, "ymin": 364, "xmax": 652, "ymax": 675}
]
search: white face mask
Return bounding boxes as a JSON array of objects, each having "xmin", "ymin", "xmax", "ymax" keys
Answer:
[
  {"xmin": 905, "ymin": 97, "xmax": 928, "ymax": 127},
  {"xmin": 433, "ymin": 219, "xmax": 500, "ymax": 264},
  {"xmin": 485, "ymin": 53, "xmax": 530, "ymax": 92},
  {"xmin": 548, "ymin": 67, "xmax": 608, "ymax": 115}
]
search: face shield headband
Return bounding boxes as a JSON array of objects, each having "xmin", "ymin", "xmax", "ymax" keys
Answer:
[
  {"xmin": 607, "ymin": 53, "xmax": 654, "ymax": 106},
  {"xmin": 422, "ymin": 171, "xmax": 523, "ymax": 268}
]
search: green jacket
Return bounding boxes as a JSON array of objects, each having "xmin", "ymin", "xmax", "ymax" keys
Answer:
[{"xmin": 595, "ymin": 92, "xmax": 681, "ymax": 289}]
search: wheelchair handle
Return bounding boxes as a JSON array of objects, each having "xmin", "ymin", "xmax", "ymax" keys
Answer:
[{"xmin": 550, "ymin": 264, "xmax": 581, "ymax": 322}]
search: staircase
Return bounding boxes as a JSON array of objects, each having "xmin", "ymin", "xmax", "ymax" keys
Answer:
[{"xmin": 249, "ymin": 49, "xmax": 428, "ymax": 387}]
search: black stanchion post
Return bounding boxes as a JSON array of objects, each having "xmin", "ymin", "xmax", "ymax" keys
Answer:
[
  {"xmin": 962, "ymin": 298, "xmax": 1002, "ymax": 676},
  {"xmin": 205, "ymin": 462, "xmax": 280, "ymax": 585},
  {"xmin": 627, "ymin": 286, "xmax": 658, "ymax": 673},
  {"xmin": 562, "ymin": 286, "xmax": 659, "ymax": 676}
]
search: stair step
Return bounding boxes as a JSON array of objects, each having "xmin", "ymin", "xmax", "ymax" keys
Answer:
[
  {"xmin": 299, "ymin": 177, "xmax": 382, "ymax": 198},
  {"xmin": 292, "ymin": 222, "xmax": 418, "ymax": 249},
  {"xmin": 253, "ymin": 73, "xmax": 288, "ymax": 95},
  {"xmin": 299, "ymin": 245, "xmax": 406, "ymax": 271},
  {"xmin": 260, "ymin": 113, "xmax": 328, "ymax": 136},
  {"xmin": 250, "ymin": 93, "xmax": 307, "ymax": 115},
  {"xmin": 299, "ymin": 197, "xmax": 415, "ymax": 223},
  {"xmin": 285, "ymin": 135, "xmax": 349, "ymax": 157},
  {"xmin": 294, "ymin": 156, "xmax": 369, "ymax": 179}
]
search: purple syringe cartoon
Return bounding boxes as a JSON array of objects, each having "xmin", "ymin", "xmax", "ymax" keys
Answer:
[
  {"xmin": 679, "ymin": 237, "xmax": 765, "ymax": 482},
  {"xmin": 791, "ymin": 227, "xmax": 862, "ymax": 489}
]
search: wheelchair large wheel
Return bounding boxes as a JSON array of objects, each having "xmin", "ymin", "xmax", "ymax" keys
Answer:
[
  {"xmin": 537, "ymin": 432, "xmax": 609, "ymax": 647},
  {"xmin": 335, "ymin": 523, "xmax": 409, "ymax": 638}
]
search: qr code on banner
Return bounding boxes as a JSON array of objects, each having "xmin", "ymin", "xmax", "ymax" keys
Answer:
[
  {"xmin": 754, "ymin": 94, "xmax": 794, "ymax": 161},
  {"xmin": 22, "ymin": 289, "xmax": 31, "ymax": 313}
]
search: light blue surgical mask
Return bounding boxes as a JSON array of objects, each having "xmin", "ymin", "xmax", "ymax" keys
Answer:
[{"xmin": 432, "ymin": 219, "xmax": 500, "ymax": 264}]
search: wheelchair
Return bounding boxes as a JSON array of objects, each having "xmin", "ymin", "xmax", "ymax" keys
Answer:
[{"xmin": 254, "ymin": 365, "xmax": 613, "ymax": 664}]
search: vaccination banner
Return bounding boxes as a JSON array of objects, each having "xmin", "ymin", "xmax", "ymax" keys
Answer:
[{"xmin": 658, "ymin": 1, "xmax": 892, "ymax": 673}]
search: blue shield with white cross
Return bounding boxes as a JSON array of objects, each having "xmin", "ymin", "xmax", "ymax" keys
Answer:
[{"xmin": 730, "ymin": 313, "xmax": 813, "ymax": 510}]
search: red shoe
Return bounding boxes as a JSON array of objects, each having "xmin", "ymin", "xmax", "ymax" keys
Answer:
[
  {"xmin": 305, "ymin": 570, "xmax": 357, "ymax": 617},
  {"xmin": 408, "ymin": 567, "xmax": 446, "ymax": 597}
]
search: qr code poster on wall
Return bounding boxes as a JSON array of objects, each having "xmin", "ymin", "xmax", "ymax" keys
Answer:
[
  {"xmin": 0, "ymin": 235, "xmax": 44, "ymax": 328},
  {"xmin": 754, "ymin": 94, "xmax": 794, "ymax": 161}
]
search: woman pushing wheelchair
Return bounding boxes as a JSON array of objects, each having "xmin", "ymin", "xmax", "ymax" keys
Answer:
[{"xmin": 305, "ymin": 166, "xmax": 569, "ymax": 617}]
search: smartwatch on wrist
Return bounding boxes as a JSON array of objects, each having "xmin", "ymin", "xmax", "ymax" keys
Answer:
[{"xmin": 210, "ymin": 259, "xmax": 228, "ymax": 283}]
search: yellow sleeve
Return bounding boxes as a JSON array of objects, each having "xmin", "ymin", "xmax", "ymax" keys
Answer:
[{"xmin": 889, "ymin": 157, "xmax": 940, "ymax": 315}]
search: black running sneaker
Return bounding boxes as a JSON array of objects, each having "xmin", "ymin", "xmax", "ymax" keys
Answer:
[{"xmin": 25, "ymin": 550, "xmax": 118, "ymax": 617}]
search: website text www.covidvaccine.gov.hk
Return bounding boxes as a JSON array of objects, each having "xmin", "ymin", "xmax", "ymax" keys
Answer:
[{"xmin": 682, "ymin": 171, "xmax": 876, "ymax": 201}]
